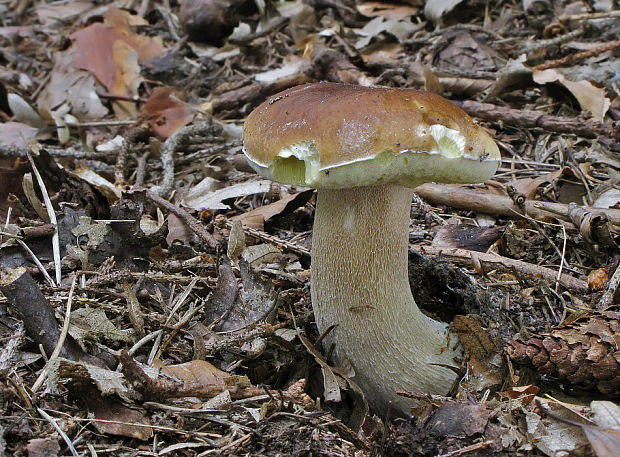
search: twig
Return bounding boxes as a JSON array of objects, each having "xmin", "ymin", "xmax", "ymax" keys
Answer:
[
  {"xmin": 27, "ymin": 145, "xmax": 61, "ymax": 285},
  {"xmin": 437, "ymin": 441, "xmax": 495, "ymax": 457},
  {"xmin": 141, "ymin": 189, "xmax": 220, "ymax": 249},
  {"xmin": 555, "ymin": 225, "xmax": 567, "ymax": 294},
  {"xmin": 222, "ymin": 219, "xmax": 310, "ymax": 257},
  {"xmin": 411, "ymin": 245, "xmax": 589, "ymax": 292},
  {"xmin": 150, "ymin": 122, "xmax": 219, "ymax": 197},
  {"xmin": 0, "ymin": 144, "xmax": 110, "ymax": 160},
  {"xmin": 37, "ymin": 409, "xmax": 80, "ymax": 457},
  {"xmin": 452, "ymin": 100, "xmax": 619, "ymax": 141},
  {"xmin": 524, "ymin": 28, "xmax": 584, "ymax": 58},
  {"xmin": 532, "ymin": 40, "xmax": 620, "ymax": 71},
  {"xmin": 414, "ymin": 183, "xmax": 620, "ymax": 228},
  {"xmin": 134, "ymin": 150, "xmax": 151, "ymax": 187},
  {"xmin": 598, "ymin": 264, "xmax": 620, "ymax": 309},
  {"xmin": 31, "ymin": 274, "xmax": 78, "ymax": 392}
]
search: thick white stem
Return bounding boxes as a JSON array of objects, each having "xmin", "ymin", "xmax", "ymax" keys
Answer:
[{"xmin": 311, "ymin": 184, "xmax": 462, "ymax": 415}]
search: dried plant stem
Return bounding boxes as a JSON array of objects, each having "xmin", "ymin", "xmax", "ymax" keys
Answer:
[
  {"xmin": 27, "ymin": 147, "xmax": 61, "ymax": 285},
  {"xmin": 37, "ymin": 409, "xmax": 80, "ymax": 457}
]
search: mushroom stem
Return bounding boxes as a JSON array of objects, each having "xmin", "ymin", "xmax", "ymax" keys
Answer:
[{"xmin": 311, "ymin": 183, "xmax": 462, "ymax": 415}]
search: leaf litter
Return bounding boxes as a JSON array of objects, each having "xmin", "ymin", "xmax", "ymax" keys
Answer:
[{"xmin": 0, "ymin": 0, "xmax": 619, "ymax": 456}]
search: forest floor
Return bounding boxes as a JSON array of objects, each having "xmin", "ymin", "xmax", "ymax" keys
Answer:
[{"xmin": 0, "ymin": 0, "xmax": 619, "ymax": 456}]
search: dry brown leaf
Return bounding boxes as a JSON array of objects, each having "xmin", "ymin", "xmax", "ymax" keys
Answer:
[
  {"xmin": 231, "ymin": 190, "xmax": 314, "ymax": 227},
  {"xmin": 37, "ymin": 49, "xmax": 108, "ymax": 120},
  {"xmin": 499, "ymin": 385, "xmax": 539, "ymax": 404},
  {"xmin": 183, "ymin": 180, "xmax": 272, "ymax": 210},
  {"xmin": 357, "ymin": 2, "xmax": 419, "ymax": 21},
  {"xmin": 26, "ymin": 438, "xmax": 60, "ymax": 457},
  {"xmin": 71, "ymin": 7, "xmax": 163, "ymax": 115},
  {"xmin": 140, "ymin": 87, "xmax": 193, "ymax": 138},
  {"xmin": 88, "ymin": 389, "xmax": 153, "ymax": 440},
  {"xmin": 161, "ymin": 359, "xmax": 229, "ymax": 391},
  {"xmin": 424, "ymin": 0, "xmax": 465, "ymax": 22},
  {"xmin": 582, "ymin": 426, "xmax": 620, "ymax": 457},
  {"xmin": 508, "ymin": 167, "xmax": 565, "ymax": 199},
  {"xmin": 533, "ymin": 69, "xmax": 611, "ymax": 122}
]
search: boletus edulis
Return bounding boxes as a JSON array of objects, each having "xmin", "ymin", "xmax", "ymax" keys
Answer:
[{"xmin": 242, "ymin": 82, "xmax": 501, "ymax": 415}]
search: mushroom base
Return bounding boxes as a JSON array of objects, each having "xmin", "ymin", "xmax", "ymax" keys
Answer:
[{"xmin": 311, "ymin": 184, "xmax": 462, "ymax": 416}]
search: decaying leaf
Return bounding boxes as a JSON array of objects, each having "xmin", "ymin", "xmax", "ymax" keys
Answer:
[
  {"xmin": 533, "ymin": 69, "xmax": 611, "ymax": 122},
  {"xmin": 26, "ymin": 438, "xmax": 60, "ymax": 457},
  {"xmin": 71, "ymin": 7, "xmax": 163, "ymax": 107},
  {"xmin": 37, "ymin": 48, "xmax": 108, "ymax": 121},
  {"xmin": 119, "ymin": 350, "xmax": 263, "ymax": 400},
  {"xmin": 356, "ymin": 2, "xmax": 419, "ymax": 21},
  {"xmin": 48, "ymin": 358, "xmax": 136, "ymax": 400},
  {"xmin": 139, "ymin": 86, "xmax": 193, "ymax": 138},
  {"xmin": 526, "ymin": 401, "xmax": 591, "ymax": 456},
  {"xmin": 231, "ymin": 189, "xmax": 313, "ymax": 229},
  {"xmin": 87, "ymin": 387, "xmax": 153, "ymax": 440},
  {"xmin": 68, "ymin": 307, "xmax": 134, "ymax": 349}
]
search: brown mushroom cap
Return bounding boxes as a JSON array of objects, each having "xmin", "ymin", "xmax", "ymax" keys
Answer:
[{"xmin": 243, "ymin": 82, "xmax": 500, "ymax": 188}]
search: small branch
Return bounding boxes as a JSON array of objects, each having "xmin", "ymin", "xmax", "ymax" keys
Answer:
[
  {"xmin": 208, "ymin": 72, "xmax": 313, "ymax": 113},
  {"xmin": 453, "ymin": 100, "xmax": 619, "ymax": 141},
  {"xmin": 37, "ymin": 409, "xmax": 80, "ymax": 457},
  {"xmin": 149, "ymin": 122, "xmax": 216, "ymax": 197},
  {"xmin": 414, "ymin": 183, "xmax": 620, "ymax": 228},
  {"xmin": 27, "ymin": 147, "xmax": 61, "ymax": 285},
  {"xmin": 437, "ymin": 441, "xmax": 495, "ymax": 457},
  {"xmin": 0, "ymin": 267, "xmax": 90, "ymax": 363},
  {"xmin": 410, "ymin": 245, "xmax": 588, "ymax": 292},
  {"xmin": 141, "ymin": 189, "xmax": 220, "ymax": 249},
  {"xmin": 598, "ymin": 263, "xmax": 620, "ymax": 309},
  {"xmin": 532, "ymin": 40, "xmax": 620, "ymax": 71}
]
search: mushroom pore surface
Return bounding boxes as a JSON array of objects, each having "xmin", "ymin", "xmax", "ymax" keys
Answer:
[{"xmin": 242, "ymin": 82, "xmax": 500, "ymax": 415}]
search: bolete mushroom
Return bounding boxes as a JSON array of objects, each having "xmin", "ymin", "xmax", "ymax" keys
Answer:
[{"xmin": 242, "ymin": 82, "xmax": 500, "ymax": 415}]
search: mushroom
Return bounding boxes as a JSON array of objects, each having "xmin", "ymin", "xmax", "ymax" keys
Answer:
[{"xmin": 242, "ymin": 82, "xmax": 501, "ymax": 415}]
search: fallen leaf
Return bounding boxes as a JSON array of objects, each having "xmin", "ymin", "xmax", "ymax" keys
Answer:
[
  {"xmin": 590, "ymin": 401, "xmax": 620, "ymax": 431},
  {"xmin": 533, "ymin": 68, "xmax": 611, "ymax": 122},
  {"xmin": 582, "ymin": 425, "xmax": 620, "ymax": 457},
  {"xmin": 87, "ymin": 388, "xmax": 153, "ymax": 440},
  {"xmin": 26, "ymin": 438, "xmax": 60, "ymax": 457},
  {"xmin": 357, "ymin": 2, "xmax": 419, "ymax": 21},
  {"xmin": 231, "ymin": 190, "xmax": 314, "ymax": 228},
  {"xmin": 424, "ymin": 0, "xmax": 465, "ymax": 22},
  {"xmin": 49, "ymin": 358, "xmax": 136, "ymax": 401},
  {"xmin": 68, "ymin": 307, "xmax": 134, "ymax": 349},
  {"xmin": 72, "ymin": 162, "xmax": 122, "ymax": 201},
  {"xmin": 37, "ymin": 49, "xmax": 108, "ymax": 120},
  {"xmin": 71, "ymin": 7, "xmax": 164, "ymax": 115},
  {"xmin": 139, "ymin": 86, "xmax": 193, "ymax": 138},
  {"xmin": 499, "ymin": 385, "xmax": 540, "ymax": 404},
  {"xmin": 299, "ymin": 334, "xmax": 342, "ymax": 402},
  {"xmin": 7, "ymin": 93, "xmax": 45, "ymax": 128},
  {"xmin": 182, "ymin": 180, "xmax": 272, "ymax": 210},
  {"xmin": 0, "ymin": 121, "xmax": 38, "ymax": 147}
]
